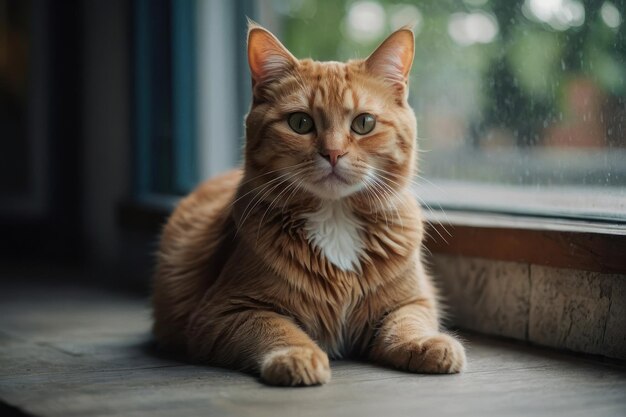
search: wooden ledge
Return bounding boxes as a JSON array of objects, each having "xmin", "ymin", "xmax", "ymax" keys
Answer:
[{"xmin": 424, "ymin": 210, "xmax": 626, "ymax": 274}]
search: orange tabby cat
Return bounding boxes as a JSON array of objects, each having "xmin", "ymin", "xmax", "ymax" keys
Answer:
[{"xmin": 152, "ymin": 23, "xmax": 466, "ymax": 386}]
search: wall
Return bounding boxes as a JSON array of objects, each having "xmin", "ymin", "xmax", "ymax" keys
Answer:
[{"xmin": 432, "ymin": 254, "xmax": 626, "ymax": 360}]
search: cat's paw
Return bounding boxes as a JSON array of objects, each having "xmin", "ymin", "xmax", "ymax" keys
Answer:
[
  {"xmin": 390, "ymin": 333, "xmax": 466, "ymax": 374},
  {"xmin": 261, "ymin": 346, "xmax": 331, "ymax": 386}
]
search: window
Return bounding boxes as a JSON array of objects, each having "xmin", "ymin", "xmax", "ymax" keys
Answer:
[
  {"xmin": 132, "ymin": 0, "xmax": 625, "ymax": 223},
  {"xmin": 134, "ymin": 0, "xmax": 179, "ymax": 195},
  {"xmin": 258, "ymin": 0, "xmax": 626, "ymax": 222},
  {"xmin": 132, "ymin": 0, "xmax": 253, "ymax": 198}
]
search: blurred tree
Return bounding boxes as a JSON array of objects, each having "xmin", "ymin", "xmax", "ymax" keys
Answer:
[{"xmin": 273, "ymin": 0, "xmax": 625, "ymax": 150}]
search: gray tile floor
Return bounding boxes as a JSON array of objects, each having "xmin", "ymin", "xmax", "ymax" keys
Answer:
[{"xmin": 0, "ymin": 279, "xmax": 625, "ymax": 417}]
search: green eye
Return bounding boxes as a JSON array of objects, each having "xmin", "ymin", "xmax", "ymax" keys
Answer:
[
  {"xmin": 288, "ymin": 112, "xmax": 315, "ymax": 134},
  {"xmin": 351, "ymin": 113, "xmax": 376, "ymax": 135}
]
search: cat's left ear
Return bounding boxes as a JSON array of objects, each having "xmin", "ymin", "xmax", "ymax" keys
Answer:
[
  {"xmin": 247, "ymin": 21, "xmax": 297, "ymax": 87},
  {"xmin": 365, "ymin": 28, "xmax": 414, "ymax": 86}
]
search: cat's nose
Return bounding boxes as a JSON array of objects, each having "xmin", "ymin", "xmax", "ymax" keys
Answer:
[{"xmin": 319, "ymin": 149, "xmax": 347, "ymax": 167}]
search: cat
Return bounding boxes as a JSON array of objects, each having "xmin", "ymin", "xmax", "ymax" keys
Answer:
[{"xmin": 152, "ymin": 22, "xmax": 466, "ymax": 386}]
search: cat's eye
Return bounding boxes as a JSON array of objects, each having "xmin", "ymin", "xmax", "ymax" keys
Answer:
[
  {"xmin": 288, "ymin": 112, "xmax": 315, "ymax": 134},
  {"xmin": 351, "ymin": 113, "xmax": 376, "ymax": 135}
]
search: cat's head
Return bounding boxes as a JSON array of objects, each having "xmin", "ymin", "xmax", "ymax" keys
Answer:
[{"xmin": 243, "ymin": 22, "xmax": 417, "ymax": 204}]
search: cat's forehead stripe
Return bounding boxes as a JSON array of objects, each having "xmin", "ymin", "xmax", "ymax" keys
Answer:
[
  {"xmin": 271, "ymin": 60, "xmax": 389, "ymax": 117},
  {"xmin": 342, "ymin": 88, "xmax": 354, "ymax": 110}
]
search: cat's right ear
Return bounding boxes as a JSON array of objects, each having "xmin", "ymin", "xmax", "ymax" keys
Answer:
[
  {"xmin": 247, "ymin": 21, "xmax": 296, "ymax": 87},
  {"xmin": 365, "ymin": 28, "xmax": 414, "ymax": 87}
]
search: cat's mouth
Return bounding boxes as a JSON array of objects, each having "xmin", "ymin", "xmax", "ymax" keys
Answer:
[
  {"xmin": 303, "ymin": 158, "xmax": 368, "ymax": 199},
  {"xmin": 304, "ymin": 169, "xmax": 367, "ymax": 200}
]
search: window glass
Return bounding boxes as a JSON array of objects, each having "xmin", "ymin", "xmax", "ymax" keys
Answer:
[{"xmin": 260, "ymin": 0, "xmax": 626, "ymax": 220}]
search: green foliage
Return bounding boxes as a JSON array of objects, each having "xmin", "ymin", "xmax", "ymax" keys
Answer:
[{"xmin": 273, "ymin": 0, "xmax": 626, "ymax": 150}]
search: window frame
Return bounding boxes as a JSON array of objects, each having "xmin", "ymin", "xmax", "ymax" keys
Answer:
[{"xmin": 424, "ymin": 209, "xmax": 626, "ymax": 273}]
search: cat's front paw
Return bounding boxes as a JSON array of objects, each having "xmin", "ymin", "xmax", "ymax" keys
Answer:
[
  {"xmin": 389, "ymin": 333, "xmax": 466, "ymax": 374},
  {"xmin": 261, "ymin": 346, "xmax": 331, "ymax": 386}
]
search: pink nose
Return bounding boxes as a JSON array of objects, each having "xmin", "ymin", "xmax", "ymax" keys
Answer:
[{"xmin": 319, "ymin": 149, "xmax": 347, "ymax": 167}]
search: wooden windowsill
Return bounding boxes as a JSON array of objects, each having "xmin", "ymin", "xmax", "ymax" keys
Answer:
[
  {"xmin": 118, "ymin": 196, "xmax": 626, "ymax": 274},
  {"xmin": 424, "ymin": 210, "xmax": 626, "ymax": 274}
]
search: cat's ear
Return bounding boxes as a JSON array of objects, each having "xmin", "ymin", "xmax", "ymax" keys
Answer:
[
  {"xmin": 365, "ymin": 28, "xmax": 414, "ymax": 86},
  {"xmin": 247, "ymin": 21, "xmax": 296, "ymax": 86}
]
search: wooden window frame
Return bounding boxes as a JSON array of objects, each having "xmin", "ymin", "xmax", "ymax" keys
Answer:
[{"xmin": 424, "ymin": 210, "xmax": 626, "ymax": 274}]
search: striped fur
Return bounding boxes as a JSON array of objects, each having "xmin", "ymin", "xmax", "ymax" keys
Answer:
[{"xmin": 152, "ymin": 24, "xmax": 466, "ymax": 386}]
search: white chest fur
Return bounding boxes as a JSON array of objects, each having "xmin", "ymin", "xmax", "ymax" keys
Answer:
[{"xmin": 303, "ymin": 201, "xmax": 364, "ymax": 272}]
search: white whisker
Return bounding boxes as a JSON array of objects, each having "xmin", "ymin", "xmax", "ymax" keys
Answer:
[
  {"xmin": 229, "ymin": 161, "xmax": 312, "ymax": 207},
  {"xmin": 237, "ymin": 174, "xmax": 296, "ymax": 235},
  {"xmin": 255, "ymin": 174, "xmax": 303, "ymax": 243},
  {"xmin": 366, "ymin": 163, "xmax": 452, "ymax": 240}
]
